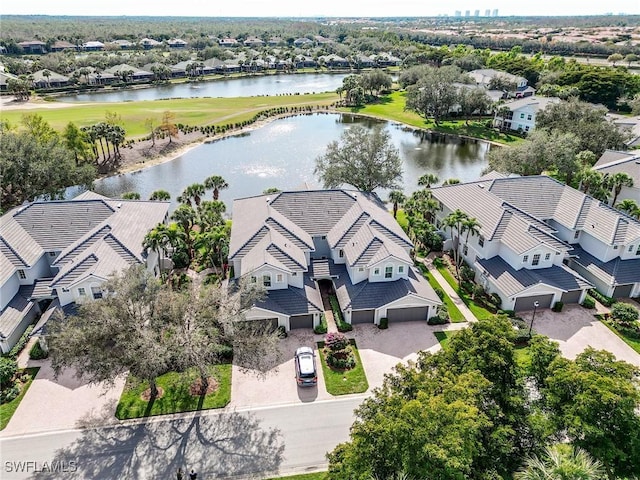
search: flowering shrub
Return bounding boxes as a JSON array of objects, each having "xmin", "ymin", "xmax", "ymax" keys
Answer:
[{"xmin": 325, "ymin": 332, "xmax": 349, "ymax": 351}]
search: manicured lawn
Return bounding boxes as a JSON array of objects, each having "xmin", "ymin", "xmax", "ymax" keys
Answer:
[
  {"xmin": 115, "ymin": 364, "xmax": 231, "ymax": 420},
  {"xmin": 395, "ymin": 209, "xmax": 409, "ymax": 233},
  {"xmin": 343, "ymin": 91, "xmax": 523, "ymax": 145},
  {"xmin": 420, "ymin": 267, "xmax": 465, "ymax": 323},
  {"xmin": 267, "ymin": 473, "xmax": 326, "ymax": 480},
  {"xmin": 434, "ymin": 330, "xmax": 459, "ymax": 349},
  {"xmin": 0, "ymin": 367, "xmax": 39, "ymax": 430},
  {"xmin": 317, "ymin": 340, "xmax": 369, "ymax": 395},
  {"xmin": 1, "ymin": 92, "xmax": 339, "ymax": 138},
  {"xmin": 602, "ymin": 320, "xmax": 640, "ymax": 355},
  {"xmin": 435, "ymin": 265, "xmax": 495, "ymax": 321}
]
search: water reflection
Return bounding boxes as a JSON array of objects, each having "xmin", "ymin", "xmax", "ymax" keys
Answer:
[{"xmin": 88, "ymin": 113, "xmax": 489, "ymax": 210}]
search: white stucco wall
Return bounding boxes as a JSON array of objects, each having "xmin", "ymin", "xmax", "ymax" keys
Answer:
[
  {"xmin": 58, "ymin": 275, "xmax": 107, "ymax": 306},
  {"xmin": 579, "ymin": 232, "xmax": 618, "ymax": 262},
  {"xmin": 347, "ymin": 264, "xmax": 368, "ymax": 285},
  {"xmin": 374, "ymin": 295, "xmax": 439, "ymax": 324},
  {"xmin": 367, "ymin": 259, "xmax": 410, "ymax": 283},
  {"xmin": 0, "ymin": 275, "xmax": 20, "ymax": 310},
  {"xmin": 19, "ymin": 255, "xmax": 52, "ymax": 285},
  {"xmin": 248, "ymin": 264, "xmax": 290, "ymax": 291}
]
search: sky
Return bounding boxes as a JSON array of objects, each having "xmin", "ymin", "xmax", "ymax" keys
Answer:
[{"xmin": 0, "ymin": 0, "xmax": 638, "ymax": 17}]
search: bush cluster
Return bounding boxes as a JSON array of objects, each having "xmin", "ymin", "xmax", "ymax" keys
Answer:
[
  {"xmin": 29, "ymin": 341, "xmax": 48, "ymax": 360},
  {"xmin": 314, "ymin": 314, "xmax": 328, "ymax": 334},
  {"xmin": 581, "ymin": 295, "xmax": 596, "ymax": 309},
  {"xmin": 324, "ymin": 332, "xmax": 356, "ymax": 370},
  {"xmin": 428, "ymin": 304, "xmax": 450, "ymax": 325},
  {"xmin": 3, "ymin": 325, "xmax": 34, "ymax": 359},
  {"xmin": 589, "ymin": 289, "xmax": 615, "ymax": 307},
  {"xmin": 552, "ymin": 301, "xmax": 564, "ymax": 312},
  {"xmin": 378, "ymin": 317, "xmax": 388, "ymax": 329}
]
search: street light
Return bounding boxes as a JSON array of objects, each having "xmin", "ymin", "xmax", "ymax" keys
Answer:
[{"xmin": 528, "ymin": 301, "xmax": 540, "ymax": 338}]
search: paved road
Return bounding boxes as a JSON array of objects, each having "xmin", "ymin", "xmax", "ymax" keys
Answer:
[{"xmin": 0, "ymin": 397, "xmax": 362, "ymax": 480}]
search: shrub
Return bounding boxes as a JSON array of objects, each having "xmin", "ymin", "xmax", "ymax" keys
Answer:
[
  {"xmin": 434, "ymin": 287, "xmax": 445, "ymax": 300},
  {"xmin": 511, "ymin": 318, "xmax": 533, "ymax": 344},
  {"xmin": 433, "ymin": 257, "xmax": 445, "ymax": 268},
  {"xmin": 552, "ymin": 301, "xmax": 564, "ymax": 313},
  {"xmin": 0, "ymin": 357, "xmax": 17, "ymax": 389},
  {"xmin": 378, "ymin": 317, "xmax": 388, "ymax": 329},
  {"xmin": 29, "ymin": 341, "xmax": 48, "ymax": 360},
  {"xmin": 460, "ymin": 281, "xmax": 474, "ymax": 294},
  {"xmin": 329, "ymin": 295, "xmax": 344, "ymax": 323},
  {"xmin": 611, "ymin": 302, "xmax": 639, "ymax": 326},
  {"xmin": 276, "ymin": 326, "xmax": 288, "ymax": 339},
  {"xmin": 428, "ymin": 304, "xmax": 450, "ymax": 325},
  {"xmin": 460, "ymin": 265, "xmax": 475, "ymax": 283},
  {"xmin": 337, "ymin": 319, "xmax": 353, "ymax": 332},
  {"xmin": 314, "ymin": 314, "xmax": 328, "ymax": 334},
  {"xmin": 589, "ymin": 289, "xmax": 615, "ymax": 307},
  {"xmin": 5, "ymin": 325, "xmax": 34, "ymax": 359},
  {"xmin": 325, "ymin": 332, "xmax": 349, "ymax": 351},
  {"xmin": 581, "ymin": 295, "xmax": 596, "ymax": 309},
  {"xmin": 0, "ymin": 384, "xmax": 19, "ymax": 403},
  {"xmin": 326, "ymin": 348, "xmax": 356, "ymax": 370},
  {"xmin": 472, "ymin": 284, "xmax": 486, "ymax": 299},
  {"xmin": 498, "ymin": 309, "xmax": 516, "ymax": 318},
  {"xmin": 490, "ymin": 293, "xmax": 502, "ymax": 308}
]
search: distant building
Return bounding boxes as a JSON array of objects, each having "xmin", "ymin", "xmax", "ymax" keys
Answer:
[
  {"xmin": 18, "ymin": 40, "xmax": 46, "ymax": 54},
  {"xmin": 485, "ymin": 9, "xmax": 491, "ymax": 16},
  {"xmin": 474, "ymin": 9, "xmax": 480, "ymax": 16},
  {"xmin": 492, "ymin": 9, "xmax": 499, "ymax": 16},
  {"xmin": 465, "ymin": 10, "xmax": 470, "ymax": 16},
  {"xmin": 454, "ymin": 10, "xmax": 461, "ymax": 16}
]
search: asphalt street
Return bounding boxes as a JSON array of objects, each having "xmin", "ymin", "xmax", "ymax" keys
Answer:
[{"xmin": 0, "ymin": 396, "xmax": 362, "ymax": 479}]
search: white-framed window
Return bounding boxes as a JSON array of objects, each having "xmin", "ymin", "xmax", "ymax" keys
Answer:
[
  {"xmin": 276, "ymin": 273, "xmax": 283, "ymax": 282},
  {"xmin": 292, "ymin": 272, "xmax": 297, "ymax": 276},
  {"xmin": 574, "ymin": 231, "xmax": 580, "ymax": 239},
  {"xmin": 532, "ymin": 254, "xmax": 540, "ymax": 266},
  {"xmin": 263, "ymin": 274, "xmax": 271, "ymax": 287},
  {"xmin": 544, "ymin": 253, "xmax": 551, "ymax": 261},
  {"xmin": 636, "ymin": 245, "xmax": 640, "ymax": 256},
  {"xmin": 359, "ymin": 267, "xmax": 364, "ymax": 272},
  {"xmin": 78, "ymin": 287, "xmax": 86, "ymax": 296},
  {"xmin": 18, "ymin": 269, "xmax": 26, "ymax": 279},
  {"xmin": 525, "ymin": 126, "xmax": 530, "ymax": 132},
  {"xmin": 523, "ymin": 255, "xmax": 529, "ymax": 263},
  {"xmin": 91, "ymin": 286, "xmax": 103, "ymax": 299},
  {"xmin": 339, "ymin": 249, "xmax": 344, "ymax": 258},
  {"xmin": 527, "ymin": 114, "xmax": 532, "ymax": 120},
  {"xmin": 398, "ymin": 265, "xmax": 404, "ymax": 274},
  {"xmin": 385, "ymin": 265, "xmax": 393, "ymax": 278},
  {"xmin": 629, "ymin": 245, "xmax": 634, "ymax": 252},
  {"xmin": 373, "ymin": 267, "xmax": 380, "ymax": 276},
  {"xmin": 613, "ymin": 245, "xmax": 618, "ymax": 250},
  {"xmin": 48, "ymin": 251, "xmax": 57, "ymax": 257},
  {"xmin": 520, "ymin": 113, "xmax": 525, "ymax": 118},
  {"xmin": 478, "ymin": 236, "xmax": 484, "ymax": 247}
]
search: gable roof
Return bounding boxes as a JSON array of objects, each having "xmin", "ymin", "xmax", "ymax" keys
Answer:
[
  {"xmin": 499, "ymin": 96, "xmax": 561, "ymax": 113},
  {"xmin": 254, "ymin": 275, "xmax": 323, "ymax": 316},
  {"xmin": 593, "ymin": 149, "xmax": 640, "ymax": 187}
]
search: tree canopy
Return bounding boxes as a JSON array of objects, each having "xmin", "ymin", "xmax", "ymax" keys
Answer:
[{"xmin": 315, "ymin": 125, "xmax": 402, "ymax": 192}]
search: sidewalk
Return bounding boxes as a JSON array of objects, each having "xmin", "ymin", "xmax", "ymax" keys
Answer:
[{"xmin": 417, "ymin": 254, "xmax": 478, "ymax": 324}]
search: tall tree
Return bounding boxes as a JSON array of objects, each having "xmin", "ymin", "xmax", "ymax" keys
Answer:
[
  {"xmin": 203, "ymin": 175, "xmax": 229, "ymax": 200},
  {"xmin": 405, "ymin": 66, "xmax": 463, "ymax": 125},
  {"xmin": 443, "ymin": 209, "xmax": 470, "ymax": 279},
  {"xmin": 315, "ymin": 125, "xmax": 402, "ymax": 192},
  {"xmin": 159, "ymin": 111, "xmax": 179, "ymax": 144},
  {"xmin": 606, "ymin": 172, "xmax": 634, "ymax": 207},
  {"xmin": 388, "ymin": 190, "xmax": 406, "ymax": 219},
  {"xmin": 62, "ymin": 122, "xmax": 91, "ymax": 165},
  {"xmin": 149, "ymin": 190, "xmax": 171, "ymax": 201},
  {"xmin": 417, "ymin": 173, "xmax": 439, "ymax": 188}
]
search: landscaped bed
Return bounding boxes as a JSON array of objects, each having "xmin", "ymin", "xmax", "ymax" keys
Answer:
[
  {"xmin": 435, "ymin": 263, "xmax": 495, "ymax": 320},
  {"xmin": 418, "ymin": 264, "xmax": 465, "ymax": 323},
  {"xmin": 115, "ymin": 364, "xmax": 231, "ymax": 419},
  {"xmin": 317, "ymin": 336, "xmax": 368, "ymax": 396},
  {"xmin": 601, "ymin": 318, "xmax": 640, "ymax": 355},
  {"xmin": 0, "ymin": 367, "xmax": 39, "ymax": 430}
]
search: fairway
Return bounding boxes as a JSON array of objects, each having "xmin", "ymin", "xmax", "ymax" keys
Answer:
[{"xmin": 1, "ymin": 93, "xmax": 339, "ymax": 138}]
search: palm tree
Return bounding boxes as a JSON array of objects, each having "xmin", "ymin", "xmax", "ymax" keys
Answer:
[
  {"xmin": 606, "ymin": 172, "xmax": 634, "ymax": 206},
  {"xmin": 388, "ymin": 190, "xmax": 406, "ymax": 219},
  {"xmin": 42, "ymin": 69, "xmax": 51, "ymax": 88},
  {"xmin": 143, "ymin": 224, "xmax": 169, "ymax": 275},
  {"xmin": 121, "ymin": 192, "xmax": 140, "ymax": 200},
  {"xmin": 178, "ymin": 183, "xmax": 206, "ymax": 207},
  {"xmin": 461, "ymin": 217, "xmax": 481, "ymax": 260},
  {"xmin": 149, "ymin": 190, "xmax": 171, "ymax": 201},
  {"xmin": 514, "ymin": 444, "xmax": 605, "ymax": 480},
  {"xmin": 442, "ymin": 178, "xmax": 461, "ymax": 186},
  {"xmin": 616, "ymin": 199, "xmax": 640, "ymax": 218},
  {"xmin": 443, "ymin": 209, "xmax": 470, "ymax": 280},
  {"xmin": 577, "ymin": 168, "xmax": 604, "ymax": 195},
  {"xmin": 204, "ymin": 175, "xmax": 229, "ymax": 200},
  {"xmin": 171, "ymin": 205, "xmax": 197, "ymax": 263},
  {"xmin": 197, "ymin": 200, "xmax": 226, "ymax": 231},
  {"xmin": 417, "ymin": 173, "xmax": 439, "ymax": 188}
]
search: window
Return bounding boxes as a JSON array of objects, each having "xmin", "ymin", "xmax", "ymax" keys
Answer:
[
  {"xmin": 263, "ymin": 274, "xmax": 271, "ymax": 287},
  {"xmin": 629, "ymin": 245, "xmax": 634, "ymax": 252},
  {"xmin": 91, "ymin": 286, "xmax": 103, "ymax": 299},
  {"xmin": 276, "ymin": 274, "xmax": 283, "ymax": 282},
  {"xmin": 250, "ymin": 276, "xmax": 257, "ymax": 283},
  {"xmin": 358, "ymin": 267, "xmax": 364, "ymax": 272},
  {"xmin": 321, "ymin": 235, "xmax": 326, "ymax": 240},
  {"xmin": 574, "ymin": 231, "xmax": 580, "ymax": 239},
  {"xmin": 48, "ymin": 251, "xmax": 56, "ymax": 257},
  {"xmin": 520, "ymin": 113, "xmax": 525, "ymax": 118},
  {"xmin": 613, "ymin": 245, "xmax": 618, "ymax": 250},
  {"xmin": 292, "ymin": 272, "xmax": 297, "ymax": 276},
  {"xmin": 339, "ymin": 249, "xmax": 344, "ymax": 258},
  {"xmin": 463, "ymin": 245, "xmax": 468, "ymax": 255},
  {"xmin": 18, "ymin": 270, "xmax": 26, "ymax": 279},
  {"xmin": 374, "ymin": 268, "xmax": 380, "ymax": 276},
  {"xmin": 78, "ymin": 287, "xmax": 86, "ymax": 296},
  {"xmin": 532, "ymin": 254, "xmax": 540, "ymax": 266},
  {"xmin": 525, "ymin": 126, "xmax": 530, "ymax": 132},
  {"xmin": 523, "ymin": 255, "xmax": 529, "ymax": 263},
  {"xmin": 636, "ymin": 245, "xmax": 640, "ymax": 256},
  {"xmin": 527, "ymin": 114, "xmax": 532, "ymax": 120},
  {"xmin": 385, "ymin": 266, "xmax": 393, "ymax": 278},
  {"xmin": 478, "ymin": 236, "xmax": 484, "ymax": 247},
  {"xmin": 398, "ymin": 265, "xmax": 404, "ymax": 274},
  {"xmin": 544, "ymin": 253, "xmax": 551, "ymax": 261}
]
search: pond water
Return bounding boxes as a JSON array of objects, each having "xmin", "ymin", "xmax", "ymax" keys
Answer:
[
  {"xmin": 58, "ymin": 73, "xmax": 351, "ymax": 103},
  {"xmin": 86, "ymin": 113, "xmax": 490, "ymax": 210}
]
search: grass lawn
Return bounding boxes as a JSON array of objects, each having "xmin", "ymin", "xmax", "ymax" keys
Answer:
[
  {"xmin": 395, "ymin": 209, "xmax": 409, "ymax": 233},
  {"xmin": 419, "ymin": 266, "xmax": 465, "ymax": 323},
  {"xmin": 0, "ymin": 367, "xmax": 39, "ymax": 431},
  {"xmin": 266, "ymin": 473, "xmax": 326, "ymax": 480},
  {"xmin": 435, "ymin": 265, "xmax": 495, "ymax": 321},
  {"xmin": 434, "ymin": 330, "xmax": 459, "ymax": 349},
  {"xmin": 343, "ymin": 91, "xmax": 523, "ymax": 145},
  {"xmin": 1, "ymin": 92, "xmax": 339, "ymax": 138},
  {"xmin": 602, "ymin": 320, "xmax": 640, "ymax": 355},
  {"xmin": 317, "ymin": 340, "xmax": 369, "ymax": 396},
  {"xmin": 115, "ymin": 364, "xmax": 231, "ymax": 420}
]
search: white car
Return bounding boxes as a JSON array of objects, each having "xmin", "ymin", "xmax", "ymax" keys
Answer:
[{"xmin": 294, "ymin": 346, "xmax": 317, "ymax": 387}]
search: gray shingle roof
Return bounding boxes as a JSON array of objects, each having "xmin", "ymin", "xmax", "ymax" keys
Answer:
[
  {"xmin": 593, "ymin": 150, "xmax": 640, "ymax": 186},
  {"xmin": 333, "ymin": 263, "xmax": 440, "ymax": 310},
  {"xmin": 254, "ymin": 275, "xmax": 323, "ymax": 316},
  {"xmin": 477, "ymin": 256, "xmax": 592, "ymax": 297},
  {"xmin": 570, "ymin": 246, "xmax": 640, "ymax": 285},
  {"xmin": 0, "ymin": 288, "xmax": 37, "ymax": 340}
]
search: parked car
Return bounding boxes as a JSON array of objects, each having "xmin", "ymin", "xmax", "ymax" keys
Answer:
[{"xmin": 294, "ymin": 346, "xmax": 317, "ymax": 387}]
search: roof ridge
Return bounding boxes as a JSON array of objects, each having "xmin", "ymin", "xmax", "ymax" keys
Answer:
[
  {"xmin": 229, "ymin": 225, "xmax": 268, "ymax": 259},
  {"xmin": 53, "ymin": 224, "xmax": 112, "ymax": 265},
  {"xmin": 104, "ymin": 233, "xmax": 141, "ymax": 262},
  {"xmin": 50, "ymin": 253, "xmax": 98, "ymax": 287},
  {"xmin": 266, "ymin": 243, "xmax": 306, "ymax": 270},
  {"xmin": 0, "ymin": 235, "xmax": 30, "ymax": 268}
]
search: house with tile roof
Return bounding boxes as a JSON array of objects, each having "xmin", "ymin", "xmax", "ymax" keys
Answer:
[
  {"xmin": 593, "ymin": 149, "xmax": 640, "ymax": 205},
  {"xmin": 0, "ymin": 192, "xmax": 170, "ymax": 354},
  {"xmin": 431, "ymin": 175, "xmax": 640, "ymax": 311},
  {"xmin": 229, "ymin": 190, "xmax": 441, "ymax": 331}
]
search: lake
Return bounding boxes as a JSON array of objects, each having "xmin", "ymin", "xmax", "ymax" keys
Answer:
[
  {"xmin": 58, "ymin": 73, "xmax": 351, "ymax": 103},
  {"xmin": 88, "ymin": 113, "xmax": 490, "ymax": 210}
]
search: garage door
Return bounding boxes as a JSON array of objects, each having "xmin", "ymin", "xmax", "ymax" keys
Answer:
[
  {"xmin": 387, "ymin": 307, "xmax": 429, "ymax": 322},
  {"xmin": 613, "ymin": 284, "xmax": 633, "ymax": 298},
  {"xmin": 561, "ymin": 290, "xmax": 583, "ymax": 304},
  {"xmin": 351, "ymin": 309, "xmax": 374, "ymax": 324},
  {"xmin": 514, "ymin": 294, "xmax": 553, "ymax": 312},
  {"xmin": 290, "ymin": 314, "xmax": 313, "ymax": 329}
]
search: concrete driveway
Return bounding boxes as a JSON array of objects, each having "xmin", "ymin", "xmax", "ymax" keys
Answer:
[{"xmin": 521, "ymin": 304, "xmax": 640, "ymax": 366}]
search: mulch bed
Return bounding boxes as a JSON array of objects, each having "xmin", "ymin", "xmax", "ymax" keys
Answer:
[
  {"xmin": 140, "ymin": 386, "xmax": 165, "ymax": 401},
  {"xmin": 189, "ymin": 377, "xmax": 218, "ymax": 396}
]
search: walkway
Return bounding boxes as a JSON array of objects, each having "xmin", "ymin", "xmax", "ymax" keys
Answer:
[
  {"xmin": 418, "ymin": 254, "xmax": 478, "ymax": 324},
  {"xmin": 320, "ymin": 288, "xmax": 339, "ymax": 333}
]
